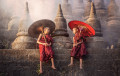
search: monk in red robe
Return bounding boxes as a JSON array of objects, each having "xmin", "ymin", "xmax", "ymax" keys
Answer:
[
  {"xmin": 68, "ymin": 27, "xmax": 87, "ymax": 69},
  {"xmin": 37, "ymin": 27, "xmax": 56, "ymax": 74}
]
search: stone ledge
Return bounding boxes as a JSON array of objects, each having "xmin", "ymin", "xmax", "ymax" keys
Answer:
[
  {"xmin": 0, "ymin": 49, "xmax": 120, "ymax": 76},
  {"xmin": 0, "ymin": 49, "xmax": 120, "ymax": 61}
]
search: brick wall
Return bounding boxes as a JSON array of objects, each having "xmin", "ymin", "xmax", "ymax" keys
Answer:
[{"xmin": 0, "ymin": 48, "xmax": 120, "ymax": 76}]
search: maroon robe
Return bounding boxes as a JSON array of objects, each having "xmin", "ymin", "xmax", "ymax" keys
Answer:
[
  {"xmin": 71, "ymin": 33, "xmax": 87, "ymax": 59},
  {"xmin": 39, "ymin": 34, "xmax": 54, "ymax": 62}
]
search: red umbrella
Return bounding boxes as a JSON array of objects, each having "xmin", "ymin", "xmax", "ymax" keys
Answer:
[{"xmin": 68, "ymin": 20, "xmax": 95, "ymax": 37}]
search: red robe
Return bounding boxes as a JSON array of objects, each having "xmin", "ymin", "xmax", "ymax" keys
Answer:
[
  {"xmin": 71, "ymin": 33, "xmax": 87, "ymax": 59},
  {"xmin": 39, "ymin": 34, "xmax": 54, "ymax": 62}
]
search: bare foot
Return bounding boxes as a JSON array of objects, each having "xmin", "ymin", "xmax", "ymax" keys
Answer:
[
  {"xmin": 51, "ymin": 66, "xmax": 56, "ymax": 70},
  {"xmin": 80, "ymin": 65, "xmax": 83, "ymax": 69},
  {"xmin": 39, "ymin": 69, "xmax": 43, "ymax": 74},
  {"xmin": 68, "ymin": 63, "xmax": 74, "ymax": 67}
]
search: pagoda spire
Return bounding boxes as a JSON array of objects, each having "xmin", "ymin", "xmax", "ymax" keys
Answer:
[
  {"xmin": 72, "ymin": 0, "xmax": 84, "ymax": 21},
  {"xmin": 56, "ymin": 4, "xmax": 64, "ymax": 17},
  {"xmin": 12, "ymin": 2, "xmax": 36, "ymax": 50},
  {"xmin": 89, "ymin": 2, "xmax": 97, "ymax": 19},
  {"xmin": 86, "ymin": 2, "xmax": 102, "ymax": 36},
  {"xmin": 54, "ymin": 4, "xmax": 69, "ymax": 37},
  {"xmin": 85, "ymin": 2, "xmax": 106, "ymax": 49},
  {"xmin": 108, "ymin": 0, "xmax": 119, "ymax": 17},
  {"xmin": 62, "ymin": 0, "xmax": 73, "ymax": 38},
  {"xmin": 25, "ymin": 1, "xmax": 29, "ymax": 14},
  {"xmin": 18, "ymin": 1, "xmax": 31, "ymax": 33},
  {"xmin": 106, "ymin": 0, "xmax": 120, "ymax": 48},
  {"xmin": 94, "ymin": 0, "xmax": 106, "ymax": 9},
  {"xmin": 84, "ymin": 0, "xmax": 92, "ymax": 20}
]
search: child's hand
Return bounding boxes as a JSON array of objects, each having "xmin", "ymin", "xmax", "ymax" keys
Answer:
[
  {"xmin": 40, "ymin": 43, "xmax": 47, "ymax": 45},
  {"xmin": 48, "ymin": 43, "xmax": 51, "ymax": 46},
  {"xmin": 44, "ymin": 43, "xmax": 48, "ymax": 46},
  {"xmin": 73, "ymin": 44, "xmax": 77, "ymax": 47},
  {"xmin": 44, "ymin": 43, "xmax": 51, "ymax": 46}
]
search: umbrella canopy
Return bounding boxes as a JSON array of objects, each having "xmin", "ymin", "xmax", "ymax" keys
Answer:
[
  {"xmin": 28, "ymin": 19, "xmax": 55, "ymax": 38},
  {"xmin": 68, "ymin": 20, "xmax": 95, "ymax": 37}
]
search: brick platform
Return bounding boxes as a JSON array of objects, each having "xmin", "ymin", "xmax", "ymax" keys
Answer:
[{"xmin": 0, "ymin": 48, "xmax": 120, "ymax": 76}]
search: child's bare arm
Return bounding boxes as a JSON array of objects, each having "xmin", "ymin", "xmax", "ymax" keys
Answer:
[
  {"xmin": 73, "ymin": 37, "xmax": 76, "ymax": 47},
  {"xmin": 73, "ymin": 37, "xmax": 83, "ymax": 47},
  {"xmin": 37, "ymin": 34, "xmax": 46, "ymax": 45},
  {"xmin": 77, "ymin": 40, "xmax": 83, "ymax": 45}
]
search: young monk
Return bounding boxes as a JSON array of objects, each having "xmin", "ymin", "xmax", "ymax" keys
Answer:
[
  {"xmin": 68, "ymin": 27, "xmax": 87, "ymax": 69},
  {"xmin": 37, "ymin": 27, "xmax": 56, "ymax": 74}
]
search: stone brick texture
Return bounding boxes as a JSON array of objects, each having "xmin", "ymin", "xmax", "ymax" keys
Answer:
[{"xmin": 0, "ymin": 48, "xmax": 120, "ymax": 76}]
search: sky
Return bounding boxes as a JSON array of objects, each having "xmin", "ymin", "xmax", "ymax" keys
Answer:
[
  {"xmin": 0, "ymin": 0, "xmax": 89, "ymax": 21},
  {"xmin": 0, "ymin": 0, "xmax": 120, "ymax": 22},
  {"xmin": 0, "ymin": 0, "xmax": 62, "ymax": 21}
]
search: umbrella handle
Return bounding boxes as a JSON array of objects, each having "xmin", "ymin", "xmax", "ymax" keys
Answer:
[
  {"xmin": 41, "ymin": 27, "xmax": 47, "ymax": 43},
  {"xmin": 43, "ymin": 34, "xmax": 47, "ymax": 43},
  {"xmin": 42, "ymin": 33, "xmax": 47, "ymax": 43}
]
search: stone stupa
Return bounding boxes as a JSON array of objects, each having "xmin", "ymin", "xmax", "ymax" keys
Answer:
[
  {"xmin": 94, "ymin": 0, "xmax": 107, "ymax": 32},
  {"xmin": 7, "ymin": 16, "xmax": 20, "ymax": 42},
  {"xmin": 12, "ymin": 2, "xmax": 36, "ymax": 49},
  {"xmin": 52, "ymin": 4, "xmax": 72, "ymax": 70},
  {"xmin": 53, "ymin": 4, "xmax": 72, "ymax": 49},
  {"xmin": 8, "ymin": 16, "xmax": 19, "ymax": 31},
  {"xmin": 53, "ymin": 4, "xmax": 69, "ymax": 37},
  {"xmin": 72, "ymin": 0, "xmax": 84, "ymax": 21},
  {"xmin": 0, "ymin": 1, "xmax": 11, "ymax": 49},
  {"xmin": 84, "ymin": 0, "xmax": 92, "ymax": 20},
  {"xmin": 106, "ymin": 0, "xmax": 120, "ymax": 48},
  {"xmin": 108, "ymin": 0, "xmax": 120, "ymax": 18},
  {"xmin": 61, "ymin": 0, "xmax": 73, "ymax": 39},
  {"xmin": 85, "ymin": 2, "xmax": 105, "ymax": 48},
  {"xmin": 62, "ymin": 0, "xmax": 73, "ymax": 23},
  {"xmin": 86, "ymin": 2, "xmax": 102, "ymax": 36}
]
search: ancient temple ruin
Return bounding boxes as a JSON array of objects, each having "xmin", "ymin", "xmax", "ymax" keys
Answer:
[
  {"xmin": 84, "ymin": 0, "xmax": 92, "ymax": 20},
  {"xmin": 0, "ymin": 0, "xmax": 11, "ymax": 49},
  {"xmin": 61, "ymin": 0, "xmax": 73, "ymax": 39},
  {"xmin": 53, "ymin": 4, "xmax": 72, "ymax": 49},
  {"xmin": 53, "ymin": 4, "xmax": 69, "ymax": 37},
  {"xmin": 86, "ymin": 2, "xmax": 102, "ymax": 36},
  {"xmin": 12, "ymin": 2, "xmax": 36, "ymax": 49},
  {"xmin": 94, "ymin": 0, "xmax": 107, "ymax": 19},
  {"xmin": 62, "ymin": 0, "xmax": 73, "ymax": 24},
  {"xmin": 8, "ymin": 16, "xmax": 19, "ymax": 31},
  {"xmin": 105, "ymin": 0, "xmax": 120, "ymax": 48},
  {"xmin": 0, "ymin": 0, "xmax": 120, "ymax": 76},
  {"xmin": 72, "ymin": 0, "xmax": 84, "ymax": 21},
  {"xmin": 7, "ymin": 16, "xmax": 20, "ymax": 42},
  {"xmin": 86, "ymin": 2, "xmax": 105, "ymax": 48},
  {"xmin": 94, "ymin": 0, "xmax": 107, "ymax": 33}
]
